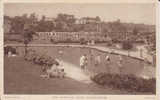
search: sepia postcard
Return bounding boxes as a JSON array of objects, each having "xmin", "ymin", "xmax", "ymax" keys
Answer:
[{"xmin": 0, "ymin": 0, "xmax": 159, "ymax": 100}]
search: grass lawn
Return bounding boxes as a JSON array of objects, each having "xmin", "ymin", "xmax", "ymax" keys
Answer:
[
  {"xmin": 4, "ymin": 57, "xmax": 129, "ymax": 94},
  {"xmin": 4, "ymin": 46, "xmax": 155, "ymax": 94}
]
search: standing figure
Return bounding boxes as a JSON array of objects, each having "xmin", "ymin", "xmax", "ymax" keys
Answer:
[
  {"xmin": 58, "ymin": 48, "xmax": 63, "ymax": 61},
  {"xmin": 89, "ymin": 49, "xmax": 94, "ymax": 66},
  {"xmin": 95, "ymin": 54, "xmax": 101, "ymax": 67},
  {"xmin": 140, "ymin": 48, "xmax": 143, "ymax": 58},
  {"xmin": 105, "ymin": 54, "xmax": 111, "ymax": 73},
  {"xmin": 80, "ymin": 54, "xmax": 87, "ymax": 70},
  {"xmin": 8, "ymin": 50, "xmax": 12, "ymax": 57},
  {"xmin": 118, "ymin": 55, "xmax": 123, "ymax": 74},
  {"xmin": 143, "ymin": 57, "xmax": 148, "ymax": 69}
]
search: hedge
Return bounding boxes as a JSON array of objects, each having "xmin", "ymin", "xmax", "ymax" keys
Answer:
[
  {"xmin": 24, "ymin": 49, "xmax": 59, "ymax": 67},
  {"xmin": 91, "ymin": 73, "xmax": 156, "ymax": 94},
  {"xmin": 122, "ymin": 41, "xmax": 133, "ymax": 50}
]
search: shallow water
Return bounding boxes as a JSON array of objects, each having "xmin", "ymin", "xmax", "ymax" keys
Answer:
[{"xmin": 18, "ymin": 46, "xmax": 156, "ymax": 79}]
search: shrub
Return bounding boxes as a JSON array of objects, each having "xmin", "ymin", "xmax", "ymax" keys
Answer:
[
  {"xmin": 91, "ymin": 73, "xmax": 156, "ymax": 94},
  {"xmin": 106, "ymin": 42, "xmax": 113, "ymax": 46},
  {"xmin": 50, "ymin": 39, "xmax": 58, "ymax": 44},
  {"xmin": 80, "ymin": 38, "xmax": 87, "ymax": 45},
  {"xmin": 24, "ymin": 49, "xmax": 59, "ymax": 67},
  {"xmin": 122, "ymin": 41, "xmax": 133, "ymax": 50}
]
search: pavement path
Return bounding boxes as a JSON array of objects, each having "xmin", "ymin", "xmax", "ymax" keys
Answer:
[{"xmin": 58, "ymin": 60, "xmax": 93, "ymax": 84}]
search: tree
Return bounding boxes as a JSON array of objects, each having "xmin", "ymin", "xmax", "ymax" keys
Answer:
[
  {"xmin": 122, "ymin": 40, "xmax": 133, "ymax": 50},
  {"xmin": 41, "ymin": 15, "xmax": 46, "ymax": 22},
  {"xmin": 10, "ymin": 16, "xmax": 25, "ymax": 34},
  {"xmin": 55, "ymin": 13, "xmax": 76, "ymax": 31},
  {"xmin": 29, "ymin": 13, "xmax": 38, "ymax": 23},
  {"xmin": 133, "ymin": 27, "xmax": 139, "ymax": 35},
  {"xmin": 23, "ymin": 28, "xmax": 35, "ymax": 56},
  {"xmin": 36, "ymin": 19, "xmax": 55, "ymax": 32},
  {"xmin": 10, "ymin": 13, "xmax": 38, "ymax": 34},
  {"xmin": 95, "ymin": 16, "xmax": 101, "ymax": 22},
  {"xmin": 73, "ymin": 24, "xmax": 84, "ymax": 32}
]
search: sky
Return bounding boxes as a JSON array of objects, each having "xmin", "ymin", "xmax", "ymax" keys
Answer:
[{"xmin": 4, "ymin": 3, "xmax": 156, "ymax": 25}]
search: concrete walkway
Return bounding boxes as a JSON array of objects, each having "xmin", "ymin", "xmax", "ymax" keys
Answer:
[{"xmin": 59, "ymin": 60, "xmax": 92, "ymax": 84}]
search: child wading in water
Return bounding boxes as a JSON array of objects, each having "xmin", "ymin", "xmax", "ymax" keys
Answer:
[
  {"xmin": 95, "ymin": 54, "xmax": 101, "ymax": 67},
  {"xmin": 118, "ymin": 55, "xmax": 123, "ymax": 74},
  {"xmin": 105, "ymin": 54, "xmax": 111, "ymax": 73},
  {"xmin": 80, "ymin": 54, "xmax": 88, "ymax": 70}
]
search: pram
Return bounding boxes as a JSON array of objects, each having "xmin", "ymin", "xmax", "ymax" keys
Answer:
[{"xmin": 42, "ymin": 63, "xmax": 65, "ymax": 78}]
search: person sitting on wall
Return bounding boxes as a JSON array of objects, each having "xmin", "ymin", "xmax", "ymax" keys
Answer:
[
  {"xmin": 5, "ymin": 46, "xmax": 17, "ymax": 57},
  {"xmin": 8, "ymin": 50, "xmax": 12, "ymax": 57}
]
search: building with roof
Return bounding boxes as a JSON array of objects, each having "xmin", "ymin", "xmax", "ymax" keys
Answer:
[
  {"xmin": 35, "ymin": 31, "xmax": 112, "ymax": 43},
  {"xmin": 76, "ymin": 17, "xmax": 101, "ymax": 24}
]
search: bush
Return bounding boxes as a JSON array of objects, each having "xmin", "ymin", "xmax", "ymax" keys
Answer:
[
  {"xmin": 106, "ymin": 42, "xmax": 113, "ymax": 46},
  {"xmin": 91, "ymin": 73, "xmax": 156, "ymax": 94},
  {"xmin": 24, "ymin": 49, "xmax": 59, "ymax": 67},
  {"xmin": 50, "ymin": 39, "xmax": 58, "ymax": 44},
  {"xmin": 80, "ymin": 38, "xmax": 87, "ymax": 45},
  {"xmin": 122, "ymin": 41, "xmax": 133, "ymax": 50}
]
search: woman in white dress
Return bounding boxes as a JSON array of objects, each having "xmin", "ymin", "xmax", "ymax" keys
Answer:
[{"xmin": 80, "ymin": 54, "xmax": 87, "ymax": 70}]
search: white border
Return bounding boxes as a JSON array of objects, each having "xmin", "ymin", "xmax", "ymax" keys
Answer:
[
  {"xmin": 0, "ymin": 1, "xmax": 159, "ymax": 100},
  {"xmin": 2, "ymin": 0, "xmax": 158, "ymax": 3}
]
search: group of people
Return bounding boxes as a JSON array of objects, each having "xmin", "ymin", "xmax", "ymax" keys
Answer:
[
  {"xmin": 44, "ymin": 48, "xmax": 66, "ymax": 78},
  {"xmin": 4, "ymin": 46, "xmax": 17, "ymax": 57},
  {"xmin": 80, "ymin": 53, "xmax": 124, "ymax": 74},
  {"xmin": 42, "ymin": 60, "xmax": 65, "ymax": 78}
]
